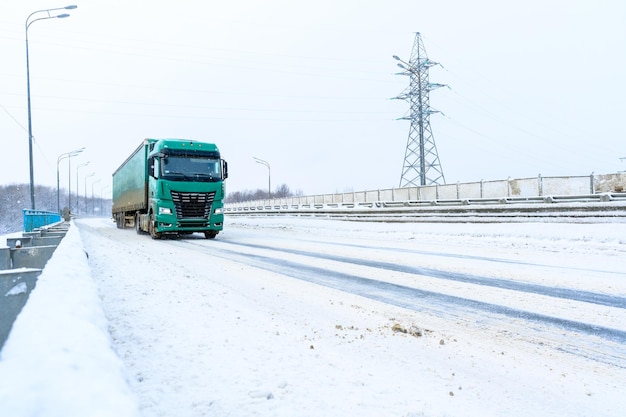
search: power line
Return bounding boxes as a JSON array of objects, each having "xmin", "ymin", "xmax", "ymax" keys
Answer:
[{"xmin": 0, "ymin": 102, "xmax": 27, "ymax": 131}]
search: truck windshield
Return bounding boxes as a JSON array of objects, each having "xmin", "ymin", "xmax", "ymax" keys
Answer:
[{"xmin": 160, "ymin": 154, "xmax": 222, "ymax": 182}]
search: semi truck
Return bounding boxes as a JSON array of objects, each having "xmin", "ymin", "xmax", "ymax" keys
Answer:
[{"xmin": 112, "ymin": 138, "xmax": 228, "ymax": 239}]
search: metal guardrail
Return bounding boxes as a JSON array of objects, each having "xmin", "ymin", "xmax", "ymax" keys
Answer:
[
  {"xmin": 224, "ymin": 193, "xmax": 626, "ymax": 223},
  {"xmin": 226, "ymin": 192, "xmax": 626, "ymax": 211},
  {"xmin": 1, "ymin": 221, "xmax": 69, "ymax": 349}
]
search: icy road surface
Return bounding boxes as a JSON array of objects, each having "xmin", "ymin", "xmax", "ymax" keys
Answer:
[{"xmin": 76, "ymin": 217, "xmax": 626, "ymax": 417}]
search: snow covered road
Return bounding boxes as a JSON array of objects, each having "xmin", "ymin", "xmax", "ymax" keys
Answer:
[
  {"xmin": 71, "ymin": 216, "xmax": 626, "ymax": 416},
  {"xmin": 171, "ymin": 235, "xmax": 626, "ymax": 347}
]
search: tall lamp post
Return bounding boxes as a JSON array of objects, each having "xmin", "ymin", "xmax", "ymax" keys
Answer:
[
  {"xmin": 252, "ymin": 156, "xmax": 272, "ymax": 199},
  {"xmin": 56, "ymin": 147, "xmax": 83, "ymax": 213},
  {"xmin": 253, "ymin": 157, "xmax": 271, "ymax": 199},
  {"xmin": 84, "ymin": 172, "xmax": 95, "ymax": 215},
  {"xmin": 91, "ymin": 178, "xmax": 101, "ymax": 215},
  {"xmin": 76, "ymin": 161, "xmax": 90, "ymax": 214},
  {"xmin": 100, "ymin": 185, "xmax": 111, "ymax": 216},
  {"xmin": 67, "ymin": 147, "xmax": 85, "ymax": 212},
  {"xmin": 26, "ymin": 5, "xmax": 77, "ymax": 210}
]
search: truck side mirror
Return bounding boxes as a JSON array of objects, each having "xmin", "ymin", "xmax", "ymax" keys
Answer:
[
  {"xmin": 148, "ymin": 157, "xmax": 159, "ymax": 179},
  {"xmin": 222, "ymin": 160, "xmax": 228, "ymax": 179}
]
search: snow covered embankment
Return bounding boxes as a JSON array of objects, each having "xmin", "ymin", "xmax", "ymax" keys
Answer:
[{"xmin": 0, "ymin": 221, "xmax": 139, "ymax": 417}]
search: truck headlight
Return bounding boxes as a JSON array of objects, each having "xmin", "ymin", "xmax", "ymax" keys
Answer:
[
  {"xmin": 159, "ymin": 207, "xmax": 172, "ymax": 215},
  {"xmin": 214, "ymin": 207, "xmax": 223, "ymax": 215}
]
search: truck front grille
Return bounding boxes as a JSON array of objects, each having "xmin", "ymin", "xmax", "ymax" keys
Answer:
[{"xmin": 170, "ymin": 191, "xmax": 215, "ymax": 218}]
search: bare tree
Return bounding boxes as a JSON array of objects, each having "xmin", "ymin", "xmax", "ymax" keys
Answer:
[{"xmin": 224, "ymin": 183, "xmax": 301, "ymax": 203}]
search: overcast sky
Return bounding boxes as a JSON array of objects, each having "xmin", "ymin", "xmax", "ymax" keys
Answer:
[{"xmin": 1, "ymin": 0, "xmax": 624, "ymax": 199}]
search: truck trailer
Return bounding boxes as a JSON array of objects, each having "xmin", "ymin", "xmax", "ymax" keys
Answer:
[{"xmin": 112, "ymin": 138, "xmax": 228, "ymax": 239}]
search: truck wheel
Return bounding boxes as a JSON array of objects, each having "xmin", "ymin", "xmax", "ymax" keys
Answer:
[
  {"xmin": 204, "ymin": 231, "xmax": 217, "ymax": 239},
  {"xmin": 149, "ymin": 215, "xmax": 161, "ymax": 239},
  {"xmin": 116, "ymin": 213, "xmax": 124, "ymax": 229},
  {"xmin": 135, "ymin": 213, "xmax": 144, "ymax": 234}
]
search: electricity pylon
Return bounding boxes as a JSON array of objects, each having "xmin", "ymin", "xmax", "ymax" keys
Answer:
[{"xmin": 393, "ymin": 32, "xmax": 446, "ymax": 187}]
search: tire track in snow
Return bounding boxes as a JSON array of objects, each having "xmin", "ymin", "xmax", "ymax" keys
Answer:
[{"xmin": 224, "ymin": 241, "xmax": 626, "ymax": 309}]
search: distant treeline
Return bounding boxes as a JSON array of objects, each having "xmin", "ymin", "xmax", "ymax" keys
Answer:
[
  {"xmin": 225, "ymin": 183, "xmax": 302, "ymax": 203},
  {"xmin": 0, "ymin": 183, "xmax": 111, "ymax": 234}
]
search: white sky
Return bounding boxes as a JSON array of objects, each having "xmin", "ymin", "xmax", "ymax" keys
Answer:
[{"xmin": 1, "ymin": 0, "xmax": 625, "ymax": 197}]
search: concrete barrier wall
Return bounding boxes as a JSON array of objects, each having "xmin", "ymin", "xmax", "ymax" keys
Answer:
[
  {"xmin": 0, "ymin": 269, "xmax": 41, "ymax": 348},
  {"xmin": 420, "ymin": 185, "xmax": 438, "ymax": 200},
  {"xmin": 543, "ymin": 176, "xmax": 590, "ymax": 195},
  {"xmin": 0, "ymin": 248, "xmax": 10, "ymax": 270},
  {"xmin": 393, "ymin": 187, "xmax": 411, "ymax": 201},
  {"xmin": 226, "ymin": 172, "xmax": 626, "ymax": 211},
  {"xmin": 458, "ymin": 182, "xmax": 482, "ymax": 199},
  {"xmin": 6, "ymin": 237, "xmax": 33, "ymax": 248},
  {"xmin": 595, "ymin": 172, "xmax": 626, "ymax": 192},
  {"xmin": 482, "ymin": 180, "xmax": 510, "ymax": 198},
  {"xmin": 509, "ymin": 178, "xmax": 540, "ymax": 197},
  {"xmin": 437, "ymin": 184, "xmax": 458, "ymax": 200},
  {"xmin": 10, "ymin": 246, "xmax": 59, "ymax": 270},
  {"xmin": 32, "ymin": 236, "xmax": 64, "ymax": 247},
  {"xmin": 1, "ymin": 222, "xmax": 70, "ymax": 350}
]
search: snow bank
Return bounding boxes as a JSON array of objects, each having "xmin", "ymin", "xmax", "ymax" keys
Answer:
[{"xmin": 0, "ymin": 221, "xmax": 139, "ymax": 417}]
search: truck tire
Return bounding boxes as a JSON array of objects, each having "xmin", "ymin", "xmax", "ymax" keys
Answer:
[
  {"xmin": 149, "ymin": 214, "xmax": 161, "ymax": 239},
  {"xmin": 116, "ymin": 213, "xmax": 125, "ymax": 229},
  {"xmin": 135, "ymin": 213, "xmax": 144, "ymax": 234},
  {"xmin": 204, "ymin": 231, "xmax": 217, "ymax": 239}
]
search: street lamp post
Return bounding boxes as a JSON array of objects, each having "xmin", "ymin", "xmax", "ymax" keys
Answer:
[
  {"xmin": 56, "ymin": 147, "xmax": 83, "ymax": 213},
  {"xmin": 26, "ymin": 5, "xmax": 77, "ymax": 210},
  {"xmin": 100, "ymin": 185, "xmax": 111, "ymax": 216},
  {"xmin": 91, "ymin": 179, "xmax": 101, "ymax": 215},
  {"xmin": 76, "ymin": 161, "xmax": 90, "ymax": 214},
  {"xmin": 253, "ymin": 157, "xmax": 271, "ymax": 199},
  {"xmin": 84, "ymin": 172, "xmax": 94, "ymax": 215},
  {"xmin": 67, "ymin": 148, "xmax": 85, "ymax": 213}
]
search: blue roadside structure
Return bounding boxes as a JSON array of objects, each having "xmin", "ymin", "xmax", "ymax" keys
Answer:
[{"xmin": 22, "ymin": 210, "xmax": 62, "ymax": 232}]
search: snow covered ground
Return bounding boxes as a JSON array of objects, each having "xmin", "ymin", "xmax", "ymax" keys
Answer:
[{"xmin": 1, "ymin": 216, "xmax": 625, "ymax": 417}]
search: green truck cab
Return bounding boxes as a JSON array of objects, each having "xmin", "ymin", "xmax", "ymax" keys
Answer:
[{"xmin": 112, "ymin": 138, "xmax": 228, "ymax": 239}]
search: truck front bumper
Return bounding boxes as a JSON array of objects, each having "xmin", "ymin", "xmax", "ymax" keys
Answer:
[{"xmin": 154, "ymin": 214, "xmax": 224, "ymax": 234}]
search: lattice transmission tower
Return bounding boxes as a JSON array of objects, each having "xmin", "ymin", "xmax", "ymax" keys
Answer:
[{"xmin": 393, "ymin": 32, "xmax": 446, "ymax": 187}]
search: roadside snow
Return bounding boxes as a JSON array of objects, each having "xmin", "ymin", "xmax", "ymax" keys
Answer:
[{"xmin": 0, "ymin": 221, "xmax": 140, "ymax": 417}]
